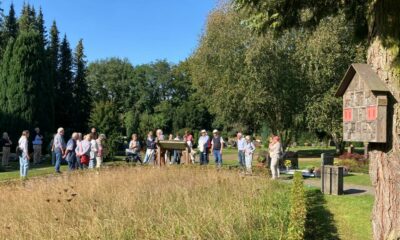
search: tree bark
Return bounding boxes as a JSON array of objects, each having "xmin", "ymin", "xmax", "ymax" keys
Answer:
[{"xmin": 367, "ymin": 1, "xmax": 400, "ymax": 237}]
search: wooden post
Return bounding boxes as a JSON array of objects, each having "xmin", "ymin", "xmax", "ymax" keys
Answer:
[{"xmin": 364, "ymin": 142, "xmax": 369, "ymax": 159}]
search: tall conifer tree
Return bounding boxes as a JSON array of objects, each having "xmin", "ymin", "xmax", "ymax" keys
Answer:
[
  {"xmin": 1, "ymin": 3, "xmax": 18, "ymax": 58},
  {"xmin": 18, "ymin": 3, "xmax": 36, "ymax": 32},
  {"xmin": 56, "ymin": 34, "xmax": 74, "ymax": 128},
  {"xmin": 4, "ymin": 31, "xmax": 47, "ymax": 134},
  {"xmin": 72, "ymin": 39, "xmax": 90, "ymax": 131}
]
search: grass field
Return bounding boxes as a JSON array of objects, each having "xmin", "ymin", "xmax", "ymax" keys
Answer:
[
  {"xmin": 0, "ymin": 148, "xmax": 373, "ymax": 239},
  {"xmin": 0, "ymin": 166, "xmax": 294, "ymax": 239}
]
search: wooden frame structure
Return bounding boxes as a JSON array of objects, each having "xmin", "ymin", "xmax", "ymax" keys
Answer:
[{"xmin": 156, "ymin": 140, "xmax": 190, "ymax": 166}]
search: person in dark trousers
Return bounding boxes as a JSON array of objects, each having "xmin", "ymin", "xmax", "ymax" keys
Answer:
[
  {"xmin": 198, "ymin": 130, "xmax": 209, "ymax": 165},
  {"xmin": 1, "ymin": 132, "xmax": 12, "ymax": 167}
]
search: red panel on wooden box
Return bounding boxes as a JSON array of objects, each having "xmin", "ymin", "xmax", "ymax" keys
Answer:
[
  {"xmin": 367, "ymin": 106, "xmax": 377, "ymax": 121},
  {"xmin": 343, "ymin": 108, "xmax": 353, "ymax": 122}
]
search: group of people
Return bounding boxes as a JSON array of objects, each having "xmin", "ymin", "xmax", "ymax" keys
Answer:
[
  {"xmin": 1, "ymin": 127, "xmax": 106, "ymax": 179},
  {"xmin": 50, "ymin": 127, "xmax": 106, "ymax": 174},
  {"xmin": 126, "ymin": 129, "xmax": 263, "ymax": 175},
  {"xmin": 2, "ymin": 126, "xmax": 282, "ymax": 179}
]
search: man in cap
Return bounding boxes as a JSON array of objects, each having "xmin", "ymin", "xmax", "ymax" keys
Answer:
[{"xmin": 211, "ymin": 129, "xmax": 225, "ymax": 169}]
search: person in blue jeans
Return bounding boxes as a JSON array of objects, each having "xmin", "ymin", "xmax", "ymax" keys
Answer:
[
  {"xmin": 18, "ymin": 130, "xmax": 30, "ymax": 178},
  {"xmin": 211, "ymin": 129, "xmax": 225, "ymax": 169},
  {"xmin": 236, "ymin": 132, "xmax": 246, "ymax": 170},
  {"xmin": 53, "ymin": 128, "xmax": 66, "ymax": 173}
]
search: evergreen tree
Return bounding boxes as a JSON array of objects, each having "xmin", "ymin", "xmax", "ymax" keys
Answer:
[
  {"xmin": 56, "ymin": 34, "xmax": 74, "ymax": 128},
  {"xmin": 72, "ymin": 39, "xmax": 90, "ymax": 131},
  {"xmin": 48, "ymin": 21, "xmax": 60, "ymax": 90},
  {"xmin": 1, "ymin": 3, "xmax": 18, "ymax": 57},
  {"xmin": 3, "ymin": 31, "xmax": 48, "ymax": 134},
  {"xmin": 0, "ymin": 39, "xmax": 14, "ymax": 128},
  {"xmin": 35, "ymin": 8, "xmax": 47, "ymax": 47},
  {"xmin": 18, "ymin": 3, "xmax": 36, "ymax": 33}
]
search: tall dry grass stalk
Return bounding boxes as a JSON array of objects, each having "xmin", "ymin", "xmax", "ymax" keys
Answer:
[{"xmin": 0, "ymin": 166, "xmax": 291, "ymax": 239}]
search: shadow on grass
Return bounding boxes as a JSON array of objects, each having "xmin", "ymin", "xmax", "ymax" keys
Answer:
[{"xmin": 305, "ymin": 189, "xmax": 339, "ymax": 240}]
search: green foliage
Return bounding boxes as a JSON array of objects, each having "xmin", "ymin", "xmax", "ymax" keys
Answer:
[
  {"xmin": 288, "ymin": 172, "xmax": 307, "ymax": 240},
  {"xmin": 0, "ymin": 30, "xmax": 49, "ymax": 135},
  {"xmin": 1, "ymin": 3, "xmax": 18, "ymax": 56},
  {"xmin": 190, "ymin": 7, "xmax": 306, "ymax": 143},
  {"xmin": 72, "ymin": 39, "xmax": 90, "ymax": 131},
  {"xmin": 89, "ymin": 101, "xmax": 121, "ymax": 157},
  {"xmin": 56, "ymin": 34, "xmax": 74, "ymax": 128}
]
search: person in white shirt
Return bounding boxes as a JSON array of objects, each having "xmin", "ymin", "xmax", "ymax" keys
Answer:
[
  {"xmin": 54, "ymin": 128, "xmax": 66, "ymax": 174},
  {"xmin": 18, "ymin": 130, "xmax": 30, "ymax": 178},
  {"xmin": 244, "ymin": 135, "xmax": 255, "ymax": 175},
  {"xmin": 32, "ymin": 127, "xmax": 43, "ymax": 164},
  {"xmin": 89, "ymin": 132, "xmax": 98, "ymax": 169},
  {"xmin": 237, "ymin": 132, "xmax": 246, "ymax": 170},
  {"xmin": 269, "ymin": 136, "xmax": 282, "ymax": 179},
  {"xmin": 198, "ymin": 130, "xmax": 209, "ymax": 165}
]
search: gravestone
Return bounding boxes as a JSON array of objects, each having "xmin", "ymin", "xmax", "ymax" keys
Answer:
[{"xmin": 321, "ymin": 166, "xmax": 344, "ymax": 195}]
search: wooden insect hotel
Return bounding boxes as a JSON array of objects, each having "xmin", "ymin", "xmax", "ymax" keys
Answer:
[{"xmin": 335, "ymin": 63, "xmax": 390, "ymax": 143}]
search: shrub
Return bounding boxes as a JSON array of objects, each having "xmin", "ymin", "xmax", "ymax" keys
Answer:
[
  {"xmin": 288, "ymin": 172, "xmax": 307, "ymax": 240},
  {"xmin": 336, "ymin": 152, "xmax": 369, "ymax": 173}
]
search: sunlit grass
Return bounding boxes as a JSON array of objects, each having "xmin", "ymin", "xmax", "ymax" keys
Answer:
[{"xmin": 0, "ymin": 166, "xmax": 292, "ymax": 239}]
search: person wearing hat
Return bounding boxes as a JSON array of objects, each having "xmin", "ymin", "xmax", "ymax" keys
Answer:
[
  {"xmin": 244, "ymin": 135, "xmax": 255, "ymax": 175},
  {"xmin": 269, "ymin": 135, "xmax": 282, "ymax": 179},
  {"xmin": 211, "ymin": 129, "xmax": 225, "ymax": 169},
  {"xmin": 32, "ymin": 127, "xmax": 43, "ymax": 164},
  {"xmin": 198, "ymin": 130, "xmax": 210, "ymax": 165}
]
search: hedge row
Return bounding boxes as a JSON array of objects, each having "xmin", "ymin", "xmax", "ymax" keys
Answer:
[{"xmin": 287, "ymin": 172, "xmax": 307, "ymax": 240}]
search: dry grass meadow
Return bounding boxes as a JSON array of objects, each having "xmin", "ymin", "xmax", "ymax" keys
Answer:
[{"xmin": 0, "ymin": 166, "xmax": 292, "ymax": 240}]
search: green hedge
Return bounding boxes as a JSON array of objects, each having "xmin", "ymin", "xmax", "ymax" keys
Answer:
[{"xmin": 288, "ymin": 172, "xmax": 307, "ymax": 240}]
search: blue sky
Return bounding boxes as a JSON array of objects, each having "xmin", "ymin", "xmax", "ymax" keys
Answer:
[{"xmin": 2, "ymin": 0, "xmax": 216, "ymax": 65}]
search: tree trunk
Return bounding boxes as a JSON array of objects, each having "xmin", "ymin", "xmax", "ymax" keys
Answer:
[{"xmin": 367, "ymin": 1, "xmax": 400, "ymax": 238}]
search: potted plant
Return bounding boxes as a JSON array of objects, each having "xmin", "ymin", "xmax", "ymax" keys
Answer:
[{"xmin": 284, "ymin": 160, "xmax": 292, "ymax": 172}]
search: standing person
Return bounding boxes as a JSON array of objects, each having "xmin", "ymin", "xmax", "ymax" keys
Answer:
[
  {"xmin": 91, "ymin": 128, "xmax": 97, "ymax": 138},
  {"xmin": 173, "ymin": 133, "xmax": 182, "ymax": 164},
  {"xmin": 155, "ymin": 129, "xmax": 166, "ymax": 166},
  {"xmin": 77, "ymin": 134, "xmax": 91, "ymax": 169},
  {"xmin": 32, "ymin": 127, "xmax": 43, "ymax": 164},
  {"xmin": 53, "ymin": 128, "xmax": 66, "ymax": 174},
  {"xmin": 64, "ymin": 133, "xmax": 78, "ymax": 171},
  {"xmin": 198, "ymin": 130, "xmax": 209, "ymax": 165},
  {"xmin": 244, "ymin": 135, "xmax": 256, "ymax": 175},
  {"xmin": 184, "ymin": 130, "xmax": 194, "ymax": 164},
  {"xmin": 237, "ymin": 132, "xmax": 246, "ymax": 171},
  {"xmin": 75, "ymin": 133, "xmax": 83, "ymax": 170},
  {"xmin": 96, "ymin": 134, "xmax": 106, "ymax": 168},
  {"xmin": 18, "ymin": 130, "xmax": 30, "ymax": 178},
  {"xmin": 143, "ymin": 131, "xmax": 156, "ymax": 164},
  {"xmin": 269, "ymin": 136, "xmax": 282, "ymax": 179},
  {"xmin": 89, "ymin": 133, "xmax": 98, "ymax": 169},
  {"xmin": 127, "ymin": 133, "xmax": 141, "ymax": 163},
  {"xmin": 166, "ymin": 134, "xmax": 174, "ymax": 164},
  {"xmin": 1, "ymin": 132, "xmax": 12, "ymax": 167},
  {"xmin": 49, "ymin": 134, "xmax": 56, "ymax": 165},
  {"xmin": 211, "ymin": 129, "xmax": 225, "ymax": 169}
]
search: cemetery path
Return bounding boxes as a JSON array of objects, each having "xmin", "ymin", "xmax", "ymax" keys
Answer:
[{"xmin": 302, "ymin": 179, "xmax": 375, "ymax": 196}]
